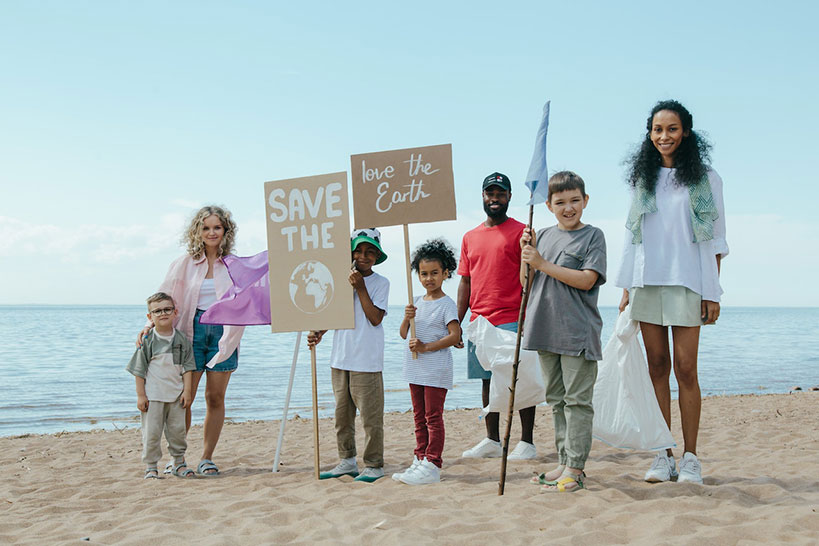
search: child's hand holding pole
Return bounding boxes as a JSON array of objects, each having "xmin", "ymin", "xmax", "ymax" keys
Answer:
[
  {"xmin": 520, "ymin": 227, "xmax": 546, "ymax": 270},
  {"xmin": 408, "ymin": 338, "xmax": 428, "ymax": 354},
  {"xmin": 349, "ymin": 260, "xmax": 365, "ymax": 291},
  {"xmin": 399, "ymin": 304, "xmax": 416, "ymax": 340},
  {"xmin": 307, "ymin": 330, "xmax": 326, "ymax": 348}
]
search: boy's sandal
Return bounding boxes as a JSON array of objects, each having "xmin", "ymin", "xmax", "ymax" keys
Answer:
[
  {"xmin": 197, "ymin": 459, "xmax": 220, "ymax": 477},
  {"xmin": 529, "ymin": 466, "xmax": 567, "ymax": 485},
  {"xmin": 144, "ymin": 468, "xmax": 160, "ymax": 479},
  {"xmin": 163, "ymin": 462, "xmax": 173, "ymax": 475},
  {"xmin": 540, "ymin": 472, "xmax": 585, "ymax": 493},
  {"xmin": 173, "ymin": 463, "xmax": 196, "ymax": 478}
]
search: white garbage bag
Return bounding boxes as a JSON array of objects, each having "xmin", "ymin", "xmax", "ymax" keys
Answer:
[
  {"xmin": 592, "ymin": 308, "xmax": 676, "ymax": 451},
  {"xmin": 465, "ymin": 315, "xmax": 546, "ymax": 414}
]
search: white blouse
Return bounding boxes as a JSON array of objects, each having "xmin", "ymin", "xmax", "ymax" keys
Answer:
[{"xmin": 616, "ymin": 167, "xmax": 729, "ymax": 302}]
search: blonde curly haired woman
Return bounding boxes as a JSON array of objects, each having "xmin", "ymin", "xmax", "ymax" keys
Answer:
[{"xmin": 138, "ymin": 205, "xmax": 245, "ymax": 476}]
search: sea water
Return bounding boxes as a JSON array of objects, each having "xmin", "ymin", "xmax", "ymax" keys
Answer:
[{"xmin": 0, "ymin": 305, "xmax": 816, "ymax": 437}]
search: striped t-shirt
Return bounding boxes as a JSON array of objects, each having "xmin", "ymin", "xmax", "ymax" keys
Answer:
[{"xmin": 403, "ymin": 295, "xmax": 459, "ymax": 389}]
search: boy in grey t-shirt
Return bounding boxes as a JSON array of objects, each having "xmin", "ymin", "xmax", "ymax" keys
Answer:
[
  {"xmin": 520, "ymin": 171, "xmax": 606, "ymax": 493},
  {"xmin": 127, "ymin": 292, "xmax": 196, "ymax": 479}
]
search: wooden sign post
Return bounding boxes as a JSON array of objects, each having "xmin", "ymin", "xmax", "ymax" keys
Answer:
[
  {"xmin": 264, "ymin": 172, "xmax": 355, "ymax": 479},
  {"xmin": 350, "ymin": 144, "xmax": 456, "ymax": 356}
]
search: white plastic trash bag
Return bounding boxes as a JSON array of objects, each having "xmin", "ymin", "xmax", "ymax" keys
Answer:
[
  {"xmin": 592, "ymin": 308, "xmax": 676, "ymax": 451},
  {"xmin": 465, "ymin": 315, "xmax": 546, "ymax": 414}
]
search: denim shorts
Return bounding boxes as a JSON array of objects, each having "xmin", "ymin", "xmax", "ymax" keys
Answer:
[
  {"xmin": 467, "ymin": 321, "xmax": 518, "ymax": 380},
  {"xmin": 193, "ymin": 309, "xmax": 239, "ymax": 372}
]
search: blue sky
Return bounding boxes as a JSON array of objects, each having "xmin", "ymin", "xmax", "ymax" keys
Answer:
[{"xmin": 2, "ymin": 1, "xmax": 817, "ymax": 306}]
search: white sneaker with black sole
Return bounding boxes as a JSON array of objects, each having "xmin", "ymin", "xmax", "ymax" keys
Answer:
[
  {"xmin": 644, "ymin": 452, "xmax": 678, "ymax": 482},
  {"xmin": 677, "ymin": 452, "xmax": 703, "ymax": 484}
]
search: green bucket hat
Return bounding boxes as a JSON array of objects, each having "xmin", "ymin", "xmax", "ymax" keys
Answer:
[{"xmin": 350, "ymin": 228, "xmax": 387, "ymax": 264}]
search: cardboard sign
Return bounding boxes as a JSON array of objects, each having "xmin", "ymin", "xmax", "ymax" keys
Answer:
[
  {"xmin": 264, "ymin": 172, "xmax": 354, "ymax": 333},
  {"xmin": 350, "ymin": 144, "xmax": 456, "ymax": 229}
]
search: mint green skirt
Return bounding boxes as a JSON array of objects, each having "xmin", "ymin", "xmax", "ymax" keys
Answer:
[{"xmin": 629, "ymin": 285, "xmax": 702, "ymax": 327}]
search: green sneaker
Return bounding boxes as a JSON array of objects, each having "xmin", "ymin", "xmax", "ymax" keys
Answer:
[
  {"xmin": 319, "ymin": 458, "xmax": 359, "ymax": 479},
  {"xmin": 353, "ymin": 467, "xmax": 384, "ymax": 483}
]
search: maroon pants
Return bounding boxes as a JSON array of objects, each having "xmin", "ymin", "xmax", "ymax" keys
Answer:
[{"xmin": 409, "ymin": 384, "xmax": 447, "ymax": 468}]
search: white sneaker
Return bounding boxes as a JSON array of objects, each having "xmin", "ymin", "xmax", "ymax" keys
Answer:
[
  {"xmin": 462, "ymin": 438, "xmax": 502, "ymax": 458},
  {"xmin": 399, "ymin": 458, "xmax": 440, "ymax": 485},
  {"xmin": 644, "ymin": 453, "xmax": 678, "ymax": 482},
  {"xmin": 507, "ymin": 441, "xmax": 537, "ymax": 460},
  {"xmin": 677, "ymin": 452, "xmax": 703, "ymax": 484},
  {"xmin": 392, "ymin": 456, "xmax": 421, "ymax": 481},
  {"xmin": 319, "ymin": 457, "xmax": 359, "ymax": 479}
]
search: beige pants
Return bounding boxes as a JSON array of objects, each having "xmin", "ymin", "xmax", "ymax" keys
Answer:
[
  {"xmin": 141, "ymin": 396, "xmax": 187, "ymax": 470},
  {"xmin": 331, "ymin": 368, "xmax": 384, "ymax": 468},
  {"xmin": 538, "ymin": 351, "xmax": 598, "ymax": 470}
]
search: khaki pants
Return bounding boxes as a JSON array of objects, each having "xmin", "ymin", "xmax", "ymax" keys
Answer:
[
  {"xmin": 538, "ymin": 351, "xmax": 598, "ymax": 470},
  {"xmin": 331, "ymin": 368, "xmax": 384, "ymax": 468},
  {"xmin": 141, "ymin": 396, "xmax": 187, "ymax": 470}
]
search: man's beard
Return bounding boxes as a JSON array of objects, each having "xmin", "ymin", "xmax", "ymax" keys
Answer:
[{"xmin": 483, "ymin": 201, "xmax": 508, "ymax": 218}]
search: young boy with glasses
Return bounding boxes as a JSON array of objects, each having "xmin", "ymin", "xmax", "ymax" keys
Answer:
[{"xmin": 127, "ymin": 292, "xmax": 196, "ymax": 479}]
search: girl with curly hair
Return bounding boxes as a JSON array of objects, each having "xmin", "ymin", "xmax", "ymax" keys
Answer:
[
  {"xmin": 617, "ymin": 100, "xmax": 729, "ymax": 485},
  {"xmin": 137, "ymin": 205, "xmax": 245, "ymax": 477},
  {"xmin": 394, "ymin": 238, "xmax": 461, "ymax": 485}
]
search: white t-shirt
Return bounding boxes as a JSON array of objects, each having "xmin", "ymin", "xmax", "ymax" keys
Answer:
[
  {"xmin": 329, "ymin": 272, "xmax": 390, "ymax": 372},
  {"xmin": 145, "ymin": 331, "xmax": 185, "ymax": 402},
  {"xmin": 616, "ymin": 167, "xmax": 729, "ymax": 302},
  {"xmin": 403, "ymin": 295, "xmax": 459, "ymax": 389},
  {"xmin": 197, "ymin": 278, "xmax": 217, "ymax": 310}
]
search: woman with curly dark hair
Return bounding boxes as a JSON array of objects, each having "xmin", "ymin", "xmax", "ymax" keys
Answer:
[{"xmin": 616, "ymin": 100, "xmax": 728, "ymax": 485}]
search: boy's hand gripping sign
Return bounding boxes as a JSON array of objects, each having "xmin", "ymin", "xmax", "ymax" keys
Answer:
[
  {"xmin": 350, "ymin": 144, "xmax": 455, "ymax": 228},
  {"xmin": 264, "ymin": 172, "xmax": 354, "ymax": 333}
]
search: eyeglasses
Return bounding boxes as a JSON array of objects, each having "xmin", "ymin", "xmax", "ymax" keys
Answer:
[{"xmin": 150, "ymin": 306, "xmax": 175, "ymax": 316}]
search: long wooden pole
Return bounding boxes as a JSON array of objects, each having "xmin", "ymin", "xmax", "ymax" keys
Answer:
[
  {"xmin": 310, "ymin": 344, "xmax": 320, "ymax": 480},
  {"xmin": 499, "ymin": 201, "xmax": 535, "ymax": 495},
  {"xmin": 272, "ymin": 331, "xmax": 302, "ymax": 472},
  {"xmin": 403, "ymin": 224, "xmax": 417, "ymax": 359}
]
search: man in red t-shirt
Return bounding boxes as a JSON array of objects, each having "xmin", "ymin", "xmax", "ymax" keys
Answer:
[{"xmin": 457, "ymin": 172, "xmax": 537, "ymax": 459}]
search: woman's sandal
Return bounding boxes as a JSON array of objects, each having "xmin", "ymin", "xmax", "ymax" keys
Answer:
[
  {"xmin": 530, "ymin": 466, "xmax": 566, "ymax": 485},
  {"xmin": 540, "ymin": 471, "xmax": 585, "ymax": 493},
  {"xmin": 144, "ymin": 468, "xmax": 160, "ymax": 479},
  {"xmin": 197, "ymin": 459, "xmax": 220, "ymax": 477},
  {"xmin": 173, "ymin": 462, "xmax": 196, "ymax": 478}
]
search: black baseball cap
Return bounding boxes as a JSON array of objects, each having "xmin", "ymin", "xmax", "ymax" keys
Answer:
[{"xmin": 482, "ymin": 172, "xmax": 511, "ymax": 192}]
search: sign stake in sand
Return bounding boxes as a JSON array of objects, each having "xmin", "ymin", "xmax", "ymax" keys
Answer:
[
  {"xmin": 264, "ymin": 172, "xmax": 355, "ymax": 479},
  {"xmin": 351, "ymin": 144, "xmax": 456, "ymax": 359},
  {"xmin": 272, "ymin": 331, "xmax": 302, "ymax": 473}
]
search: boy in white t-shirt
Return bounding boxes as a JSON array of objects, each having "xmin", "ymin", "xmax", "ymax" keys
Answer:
[
  {"xmin": 308, "ymin": 228, "xmax": 390, "ymax": 483},
  {"xmin": 127, "ymin": 292, "xmax": 196, "ymax": 479}
]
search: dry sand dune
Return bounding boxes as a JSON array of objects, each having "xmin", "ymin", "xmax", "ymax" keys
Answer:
[{"xmin": 1, "ymin": 393, "xmax": 817, "ymax": 545}]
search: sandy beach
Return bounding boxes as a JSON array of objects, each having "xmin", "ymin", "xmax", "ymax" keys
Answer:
[{"xmin": 1, "ymin": 393, "xmax": 817, "ymax": 545}]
